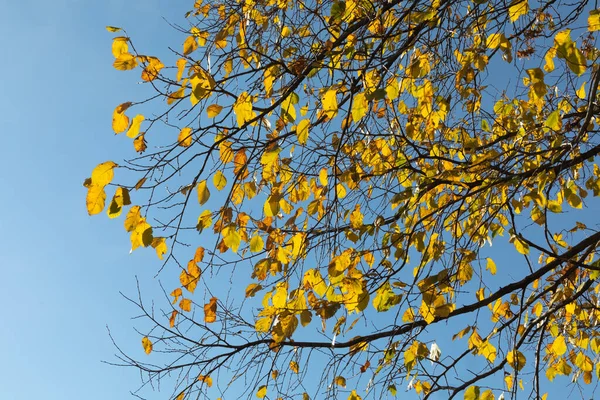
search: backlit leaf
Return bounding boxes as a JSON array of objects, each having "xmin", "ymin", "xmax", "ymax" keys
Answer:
[
  {"xmin": 207, "ymin": 104, "xmax": 223, "ymax": 118},
  {"xmin": 113, "ymin": 53, "xmax": 138, "ymax": 70},
  {"xmin": 197, "ymin": 180, "xmax": 210, "ymax": 205},
  {"xmin": 204, "ymin": 297, "xmax": 217, "ymax": 323},
  {"xmin": 297, "ymin": 119, "xmax": 310, "ymax": 145},
  {"xmin": 178, "ymin": 127, "xmax": 193, "ymax": 147},
  {"xmin": 142, "ymin": 337, "xmax": 153, "ymax": 354},
  {"xmin": 213, "ymin": 171, "xmax": 227, "ymax": 190}
]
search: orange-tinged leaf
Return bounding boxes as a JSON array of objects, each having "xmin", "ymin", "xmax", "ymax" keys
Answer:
[
  {"xmin": 245, "ymin": 283, "xmax": 263, "ymax": 297},
  {"xmin": 180, "ymin": 298, "xmax": 192, "ymax": 312},
  {"xmin": 142, "ymin": 336, "xmax": 153, "ymax": 354},
  {"xmin": 334, "ymin": 376, "xmax": 346, "ymax": 387},
  {"xmin": 204, "ymin": 297, "xmax": 217, "ymax": 323},
  {"xmin": 178, "ymin": 127, "xmax": 193, "ymax": 147},
  {"xmin": 207, "ymin": 104, "xmax": 223, "ymax": 118},
  {"xmin": 169, "ymin": 310, "xmax": 178, "ymax": 327},
  {"xmin": 141, "ymin": 58, "xmax": 164, "ymax": 82},
  {"xmin": 197, "ymin": 180, "xmax": 210, "ymax": 205},
  {"xmin": 213, "ymin": 171, "xmax": 227, "ymax": 190},
  {"xmin": 113, "ymin": 53, "xmax": 138, "ymax": 70},
  {"xmin": 198, "ymin": 375, "xmax": 213, "ymax": 387},
  {"xmin": 86, "ymin": 185, "xmax": 107, "ymax": 215},
  {"xmin": 133, "ymin": 134, "xmax": 147, "ymax": 152}
]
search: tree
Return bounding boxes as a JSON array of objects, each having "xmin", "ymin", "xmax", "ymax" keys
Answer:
[{"xmin": 86, "ymin": 0, "xmax": 600, "ymax": 398}]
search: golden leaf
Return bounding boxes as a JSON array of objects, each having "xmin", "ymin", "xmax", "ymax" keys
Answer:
[
  {"xmin": 207, "ymin": 104, "xmax": 223, "ymax": 118},
  {"xmin": 178, "ymin": 127, "xmax": 193, "ymax": 147},
  {"xmin": 113, "ymin": 53, "xmax": 138, "ymax": 70},
  {"xmin": 204, "ymin": 297, "xmax": 217, "ymax": 323},
  {"xmin": 141, "ymin": 336, "xmax": 153, "ymax": 354},
  {"xmin": 197, "ymin": 180, "xmax": 210, "ymax": 205}
]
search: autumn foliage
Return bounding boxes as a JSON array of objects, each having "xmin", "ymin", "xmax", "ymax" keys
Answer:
[{"xmin": 87, "ymin": 1, "xmax": 600, "ymax": 399}]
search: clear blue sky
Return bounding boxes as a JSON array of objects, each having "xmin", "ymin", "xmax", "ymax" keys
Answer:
[
  {"xmin": 0, "ymin": 1, "xmax": 187, "ymax": 399},
  {"xmin": 0, "ymin": 1, "xmax": 597, "ymax": 400}
]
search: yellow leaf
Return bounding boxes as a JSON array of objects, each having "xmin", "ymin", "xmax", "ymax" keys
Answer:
[
  {"xmin": 197, "ymin": 180, "xmax": 210, "ymax": 205},
  {"xmin": 133, "ymin": 134, "xmax": 147, "ymax": 153},
  {"xmin": 178, "ymin": 127, "xmax": 193, "ymax": 147},
  {"xmin": 213, "ymin": 171, "xmax": 227, "ymax": 190},
  {"xmin": 480, "ymin": 389, "xmax": 495, "ymax": 400},
  {"xmin": 289, "ymin": 360, "xmax": 299, "ymax": 373},
  {"xmin": 336, "ymin": 183, "xmax": 347, "ymax": 199},
  {"xmin": 508, "ymin": 0, "xmax": 528, "ymax": 22},
  {"xmin": 204, "ymin": 297, "xmax": 217, "ymax": 323},
  {"xmin": 464, "ymin": 386, "xmax": 480, "ymax": 400},
  {"xmin": 141, "ymin": 336, "xmax": 153, "ymax": 354},
  {"xmin": 347, "ymin": 390, "xmax": 362, "ymax": 400},
  {"xmin": 106, "ymin": 26, "xmax": 122, "ymax": 32},
  {"xmin": 296, "ymin": 119, "xmax": 310, "ymax": 145},
  {"xmin": 545, "ymin": 110, "xmax": 561, "ymax": 131},
  {"xmin": 130, "ymin": 220, "xmax": 153, "ymax": 251},
  {"xmin": 507, "ymin": 350, "xmax": 526, "ymax": 371},
  {"xmin": 486, "ymin": 258, "xmax": 497, "ymax": 275},
  {"xmin": 124, "ymin": 205, "xmax": 141, "ymax": 232},
  {"xmin": 183, "ymin": 35, "xmax": 198, "ymax": 55},
  {"xmin": 281, "ymin": 96, "xmax": 297, "ymax": 122},
  {"xmin": 319, "ymin": 168, "xmax": 328, "ymax": 186},
  {"xmin": 180, "ymin": 298, "xmax": 192, "ymax": 312},
  {"xmin": 111, "ymin": 37, "xmax": 128, "ymax": 58},
  {"xmin": 256, "ymin": 385, "xmax": 267, "ymax": 399},
  {"xmin": 91, "ymin": 161, "xmax": 117, "ymax": 187},
  {"xmin": 207, "ymin": 104, "xmax": 223, "ymax": 118},
  {"xmin": 513, "ymin": 237, "xmax": 529, "ymax": 255},
  {"xmin": 141, "ymin": 57, "xmax": 164, "ymax": 82},
  {"xmin": 113, "ymin": 53, "xmax": 138, "ymax": 70},
  {"xmin": 151, "ymin": 237, "xmax": 168, "ymax": 260},
  {"xmin": 322, "ymin": 89, "xmax": 338, "ymax": 119},
  {"xmin": 551, "ymin": 335, "xmax": 567, "ymax": 356},
  {"xmin": 260, "ymin": 148, "xmax": 281, "ymax": 165},
  {"xmin": 351, "ymin": 92, "xmax": 368, "ymax": 122},
  {"xmin": 126, "ymin": 114, "xmax": 144, "ymax": 138},
  {"xmin": 86, "ymin": 184, "xmax": 107, "ymax": 215},
  {"xmin": 112, "ymin": 102, "xmax": 132, "ymax": 133},
  {"xmin": 190, "ymin": 69, "xmax": 216, "ymax": 104},
  {"xmin": 107, "ymin": 187, "xmax": 131, "ymax": 219},
  {"xmin": 245, "ymin": 283, "xmax": 263, "ymax": 297},
  {"xmin": 334, "ymin": 376, "xmax": 346, "ymax": 387},
  {"xmin": 197, "ymin": 209, "xmax": 213, "ymax": 231},
  {"xmin": 222, "ymin": 225, "xmax": 242, "ymax": 253},
  {"xmin": 250, "ymin": 234, "xmax": 264, "ymax": 252},
  {"xmin": 233, "ymin": 92, "xmax": 256, "ymax": 127},
  {"xmin": 197, "ymin": 375, "xmax": 213, "ymax": 387},
  {"xmin": 576, "ymin": 81, "xmax": 587, "ymax": 99},
  {"xmin": 589, "ymin": 10, "xmax": 600, "ymax": 31},
  {"xmin": 176, "ymin": 58, "xmax": 187, "ymax": 81}
]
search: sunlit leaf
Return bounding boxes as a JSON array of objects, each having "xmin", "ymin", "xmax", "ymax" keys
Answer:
[{"xmin": 141, "ymin": 336, "xmax": 153, "ymax": 354}]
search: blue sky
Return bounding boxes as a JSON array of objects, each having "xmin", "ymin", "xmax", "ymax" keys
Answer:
[
  {"xmin": 1, "ymin": 1, "xmax": 598, "ymax": 400},
  {"xmin": 0, "ymin": 1, "xmax": 187, "ymax": 399}
]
